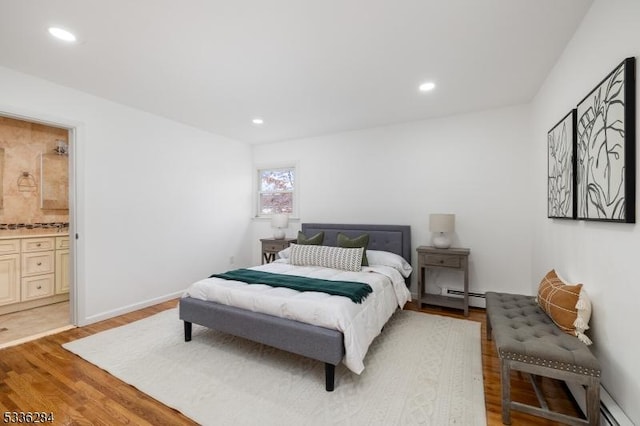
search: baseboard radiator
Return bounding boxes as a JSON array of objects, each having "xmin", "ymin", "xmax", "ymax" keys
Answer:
[
  {"xmin": 566, "ymin": 382, "xmax": 633, "ymax": 425},
  {"xmin": 443, "ymin": 288, "xmax": 486, "ymax": 308}
]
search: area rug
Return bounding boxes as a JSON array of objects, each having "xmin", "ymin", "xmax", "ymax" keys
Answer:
[{"xmin": 63, "ymin": 308, "xmax": 486, "ymax": 425}]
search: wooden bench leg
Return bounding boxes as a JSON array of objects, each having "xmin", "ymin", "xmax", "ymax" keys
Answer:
[
  {"xmin": 586, "ymin": 376, "xmax": 600, "ymax": 426},
  {"xmin": 486, "ymin": 314, "xmax": 492, "ymax": 340},
  {"xmin": 501, "ymin": 359, "xmax": 512, "ymax": 425}
]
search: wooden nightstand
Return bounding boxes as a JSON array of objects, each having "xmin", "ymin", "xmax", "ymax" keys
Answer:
[
  {"xmin": 416, "ymin": 246, "xmax": 470, "ymax": 316},
  {"xmin": 260, "ymin": 238, "xmax": 296, "ymax": 264}
]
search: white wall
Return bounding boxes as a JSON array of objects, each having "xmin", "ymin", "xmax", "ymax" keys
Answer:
[
  {"xmin": 531, "ymin": 0, "xmax": 640, "ymax": 422},
  {"xmin": 0, "ymin": 66, "xmax": 253, "ymax": 325},
  {"xmin": 252, "ymin": 105, "xmax": 533, "ymax": 299}
]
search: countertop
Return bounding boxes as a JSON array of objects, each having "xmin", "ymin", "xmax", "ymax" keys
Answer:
[{"xmin": 0, "ymin": 229, "xmax": 69, "ymax": 240}]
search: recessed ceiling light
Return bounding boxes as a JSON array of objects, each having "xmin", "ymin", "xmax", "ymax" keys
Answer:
[
  {"xmin": 419, "ymin": 82, "xmax": 436, "ymax": 92},
  {"xmin": 48, "ymin": 27, "xmax": 77, "ymax": 42},
  {"xmin": 252, "ymin": 118, "xmax": 264, "ymax": 125}
]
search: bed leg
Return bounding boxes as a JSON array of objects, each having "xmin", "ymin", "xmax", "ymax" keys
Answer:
[
  {"xmin": 325, "ymin": 363, "xmax": 335, "ymax": 392},
  {"xmin": 184, "ymin": 321, "xmax": 192, "ymax": 342}
]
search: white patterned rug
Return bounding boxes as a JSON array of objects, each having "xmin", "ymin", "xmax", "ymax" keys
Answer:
[{"xmin": 63, "ymin": 308, "xmax": 486, "ymax": 426}]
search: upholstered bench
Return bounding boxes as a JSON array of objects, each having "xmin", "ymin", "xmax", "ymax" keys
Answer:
[{"xmin": 485, "ymin": 292, "xmax": 600, "ymax": 426}]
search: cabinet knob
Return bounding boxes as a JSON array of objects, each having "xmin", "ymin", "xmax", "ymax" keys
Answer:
[
  {"xmin": 440, "ymin": 260, "xmax": 444, "ymax": 264},
  {"xmin": 37, "ymin": 262, "xmax": 42, "ymax": 266},
  {"xmin": 36, "ymin": 243, "xmax": 42, "ymax": 247},
  {"xmin": 37, "ymin": 285, "xmax": 42, "ymax": 290}
]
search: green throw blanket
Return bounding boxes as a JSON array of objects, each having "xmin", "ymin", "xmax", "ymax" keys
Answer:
[{"xmin": 209, "ymin": 268, "xmax": 373, "ymax": 303}]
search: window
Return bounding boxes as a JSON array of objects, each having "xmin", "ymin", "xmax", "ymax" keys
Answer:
[{"xmin": 257, "ymin": 166, "xmax": 296, "ymax": 216}]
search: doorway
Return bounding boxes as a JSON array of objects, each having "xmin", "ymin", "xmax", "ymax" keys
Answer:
[{"xmin": 0, "ymin": 113, "xmax": 76, "ymax": 348}]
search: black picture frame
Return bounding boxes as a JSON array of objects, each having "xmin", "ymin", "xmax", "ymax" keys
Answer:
[
  {"xmin": 548, "ymin": 110, "xmax": 577, "ymax": 219},
  {"xmin": 576, "ymin": 57, "xmax": 636, "ymax": 223}
]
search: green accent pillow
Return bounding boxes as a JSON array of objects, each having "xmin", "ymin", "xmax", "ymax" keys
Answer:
[
  {"xmin": 297, "ymin": 231, "xmax": 324, "ymax": 245},
  {"xmin": 337, "ymin": 233, "xmax": 369, "ymax": 266}
]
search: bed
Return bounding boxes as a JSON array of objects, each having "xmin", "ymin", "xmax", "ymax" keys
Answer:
[{"xmin": 179, "ymin": 223, "xmax": 412, "ymax": 391}]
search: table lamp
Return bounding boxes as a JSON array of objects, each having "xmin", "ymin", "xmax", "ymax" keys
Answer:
[
  {"xmin": 271, "ymin": 213, "xmax": 289, "ymax": 239},
  {"xmin": 429, "ymin": 213, "xmax": 455, "ymax": 249}
]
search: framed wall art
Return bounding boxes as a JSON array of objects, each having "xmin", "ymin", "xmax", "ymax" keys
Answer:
[
  {"xmin": 576, "ymin": 57, "xmax": 636, "ymax": 222},
  {"xmin": 548, "ymin": 110, "xmax": 577, "ymax": 219}
]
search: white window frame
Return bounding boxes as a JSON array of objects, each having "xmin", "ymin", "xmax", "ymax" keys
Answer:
[{"xmin": 254, "ymin": 164, "xmax": 298, "ymax": 218}]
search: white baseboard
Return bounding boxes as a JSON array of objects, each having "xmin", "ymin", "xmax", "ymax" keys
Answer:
[{"xmin": 80, "ymin": 291, "xmax": 183, "ymax": 326}]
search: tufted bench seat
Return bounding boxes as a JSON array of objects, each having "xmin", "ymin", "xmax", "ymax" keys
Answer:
[{"xmin": 486, "ymin": 292, "xmax": 600, "ymax": 426}]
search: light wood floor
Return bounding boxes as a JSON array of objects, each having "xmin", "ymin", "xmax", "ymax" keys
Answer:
[
  {"xmin": 0, "ymin": 299, "xmax": 581, "ymax": 425},
  {"xmin": 0, "ymin": 301, "xmax": 71, "ymax": 347}
]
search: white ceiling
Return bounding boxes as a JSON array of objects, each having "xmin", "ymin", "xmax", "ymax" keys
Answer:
[{"xmin": 0, "ymin": 0, "xmax": 593, "ymax": 144}]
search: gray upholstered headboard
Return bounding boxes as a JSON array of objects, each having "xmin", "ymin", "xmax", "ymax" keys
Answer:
[{"xmin": 300, "ymin": 223, "xmax": 412, "ymax": 284}]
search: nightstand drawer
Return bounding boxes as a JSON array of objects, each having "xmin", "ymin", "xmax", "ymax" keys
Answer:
[
  {"xmin": 423, "ymin": 254, "xmax": 460, "ymax": 268},
  {"xmin": 263, "ymin": 242, "xmax": 287, "ymax": 252}
]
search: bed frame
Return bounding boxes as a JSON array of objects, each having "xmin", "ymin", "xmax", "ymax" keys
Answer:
[{"xmin": 179, "ymin": 223, "xmax": 411, "ymax": 391}]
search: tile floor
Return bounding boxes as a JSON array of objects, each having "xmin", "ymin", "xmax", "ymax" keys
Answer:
[{"xmin": 0, "ymin": 301, "xmax": 71, "ymax": 347}]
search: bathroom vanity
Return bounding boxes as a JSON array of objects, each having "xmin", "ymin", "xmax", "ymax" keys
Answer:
[{"xmin": 0, "ymin": 230, "xmax": 69, "ymax": 315}]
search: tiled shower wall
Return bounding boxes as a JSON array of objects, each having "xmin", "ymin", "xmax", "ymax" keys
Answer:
[{"xmin": 0, "ymin": 116, "xmax": 69, "ymax": 224}]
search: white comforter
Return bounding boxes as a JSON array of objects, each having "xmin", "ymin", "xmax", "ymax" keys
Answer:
[{"xmin": 183, "ymin": 260, "xmax": 411, "ymax": 374}]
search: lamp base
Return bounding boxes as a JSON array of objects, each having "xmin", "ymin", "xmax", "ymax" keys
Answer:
[
  {"xmin": 273, "ymin": 229, "xmax": 285, "ymax": 239},
  {"xmin": 432, "ymin": 233, "xmax": 451, "ymax": 249}
]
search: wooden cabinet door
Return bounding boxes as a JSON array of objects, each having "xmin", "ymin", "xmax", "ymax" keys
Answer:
[
  {"xmin": 55, "ymin": 249, "xmax": 70, "ymax": 294},
  {"xmin": 0, "ymin": 254, "xmax": 20, "ymax": 306}
]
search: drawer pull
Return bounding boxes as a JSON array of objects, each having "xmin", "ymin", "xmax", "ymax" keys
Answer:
[
  {"xmin": 440, "ymin": 260, "xmax": 444, "ymax": 264},
  {"xmin": 36, "ymin": 243, "xmax": 42, "ymax": 247},
  {"xmin": 37, "ymin": 285, "xmax": 42, "ymax": 290},
  {"xmin": 37, "ymin": 262, "xmax": 42, "ymax": 266}
]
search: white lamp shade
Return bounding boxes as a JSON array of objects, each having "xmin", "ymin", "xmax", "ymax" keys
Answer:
[
  {"xmin": 429, "ymin": 214, "xmax": 455, "ymax": 233},
  {"xmin": 271, "ymin": 213, "xmax": 289, "ymax": 228},
  {"xmin": 271, "ymin": 213, "xmax": 289, "ymax": 239}
]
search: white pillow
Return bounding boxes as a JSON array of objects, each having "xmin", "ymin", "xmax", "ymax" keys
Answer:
[
  {"xmin": 366, "ymin": 250, "xmax": 413, "ymax": 278},
  {"xmin": 289, "ymin": 244, "xmax": 363, "ymax": 272},
  {"xmin": 277, "ymin": 246, "xmax": 291, "ymax": 259}
]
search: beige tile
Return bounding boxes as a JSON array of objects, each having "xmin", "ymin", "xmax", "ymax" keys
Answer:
[
  {"xmin": 0, "ymin": 116, "xmax": 70, "ymax": 223},
  {"xmin": 0, "ymin": 301, "xmax": 71, "ymax": 345}
]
